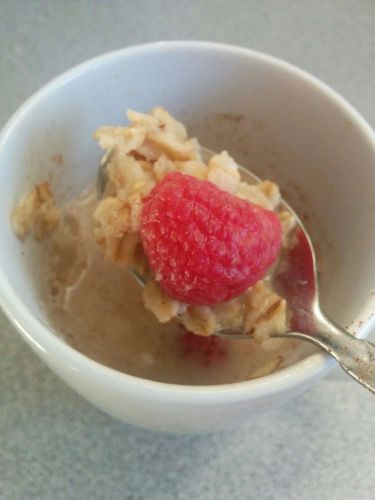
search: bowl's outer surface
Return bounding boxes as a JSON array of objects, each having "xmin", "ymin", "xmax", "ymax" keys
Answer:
[{"xmin": 1, "ymin": 42, "xmax": 375, "ymax": 432}]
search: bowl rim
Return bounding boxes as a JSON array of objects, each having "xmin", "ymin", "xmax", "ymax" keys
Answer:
[{"xmin": 0, "ymin": 40, "xmax": 374, "ymax": 404}]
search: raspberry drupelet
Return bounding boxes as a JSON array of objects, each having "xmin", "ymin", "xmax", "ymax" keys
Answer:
[{"xmin": 140, "ymin": 172, "xmax": 282, "ymax": 305}]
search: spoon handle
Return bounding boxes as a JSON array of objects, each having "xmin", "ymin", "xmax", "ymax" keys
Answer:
[{"xmin": 285, "ymin": 318, "xmax": 375, "ymax": 394}]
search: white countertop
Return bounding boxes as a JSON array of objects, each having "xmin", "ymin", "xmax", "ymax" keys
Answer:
[{"xmin": 1, "ymin": 1, "xmax": 375, "ymax": 498}]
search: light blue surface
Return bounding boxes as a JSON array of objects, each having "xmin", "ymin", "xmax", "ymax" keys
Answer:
[{"xmin": 1, "ymin": 1, "xmax": 375, "ymax": 498}]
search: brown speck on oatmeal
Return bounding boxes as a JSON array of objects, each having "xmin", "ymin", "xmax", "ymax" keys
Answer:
[
  {"xmin": 214, "ymin": 112, "xmax": 244, "ymax": 124},
  {"xmin": 252, "ymin": 120, "xmax": 267, "ymax": 133},
  {"xmin": 50, "ymin": 153, "xmax": 64, "ymax": 166},
  {"xmin": 258, "ymin": 298, "xmax": 283, "ymax": 322}
]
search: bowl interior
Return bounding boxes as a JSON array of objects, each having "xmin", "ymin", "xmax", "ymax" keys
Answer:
[{"xmin": 1, "ymin": 43, "xmax": 375, "ymax": 371}]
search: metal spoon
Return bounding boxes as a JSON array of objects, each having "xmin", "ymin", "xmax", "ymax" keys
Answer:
[{"xmin": 97, "ymin": 147, "xmax": 375, "ymax": 393}]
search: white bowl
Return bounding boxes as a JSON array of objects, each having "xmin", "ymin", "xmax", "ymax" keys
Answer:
[{"xmin": 1, "ymin": 42, "xmax": 375, "ymax": 433}]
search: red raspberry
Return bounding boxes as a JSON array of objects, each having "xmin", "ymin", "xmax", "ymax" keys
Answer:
[{"xmin": 140, "ymin": 172, "xmax": 282, "ymax": 305}]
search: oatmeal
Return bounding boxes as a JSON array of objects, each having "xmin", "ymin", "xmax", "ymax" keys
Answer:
[
  {"xmin": 10, "ymin": 107, "xmax": 315, "ymax": 385},
  {"xmin": 94, "ymin": 108, "xmax": 296, "ymax": 339},
  {"xmin": 11, "ymin": 181, "xmax": 60, "ymax": 240},
  {"xmin": 33, "ymin": 190, "xmax": 312, "ymax": 385}
]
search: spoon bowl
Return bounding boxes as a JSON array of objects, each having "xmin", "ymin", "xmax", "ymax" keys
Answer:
[{"xmin": 98, "ymin": 146, "xmax": 375, "ymax": 394}]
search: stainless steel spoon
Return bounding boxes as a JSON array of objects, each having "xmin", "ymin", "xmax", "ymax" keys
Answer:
[{"xmin": 98, "ymin": 147, "xmax": 375, "ymax": 393}]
